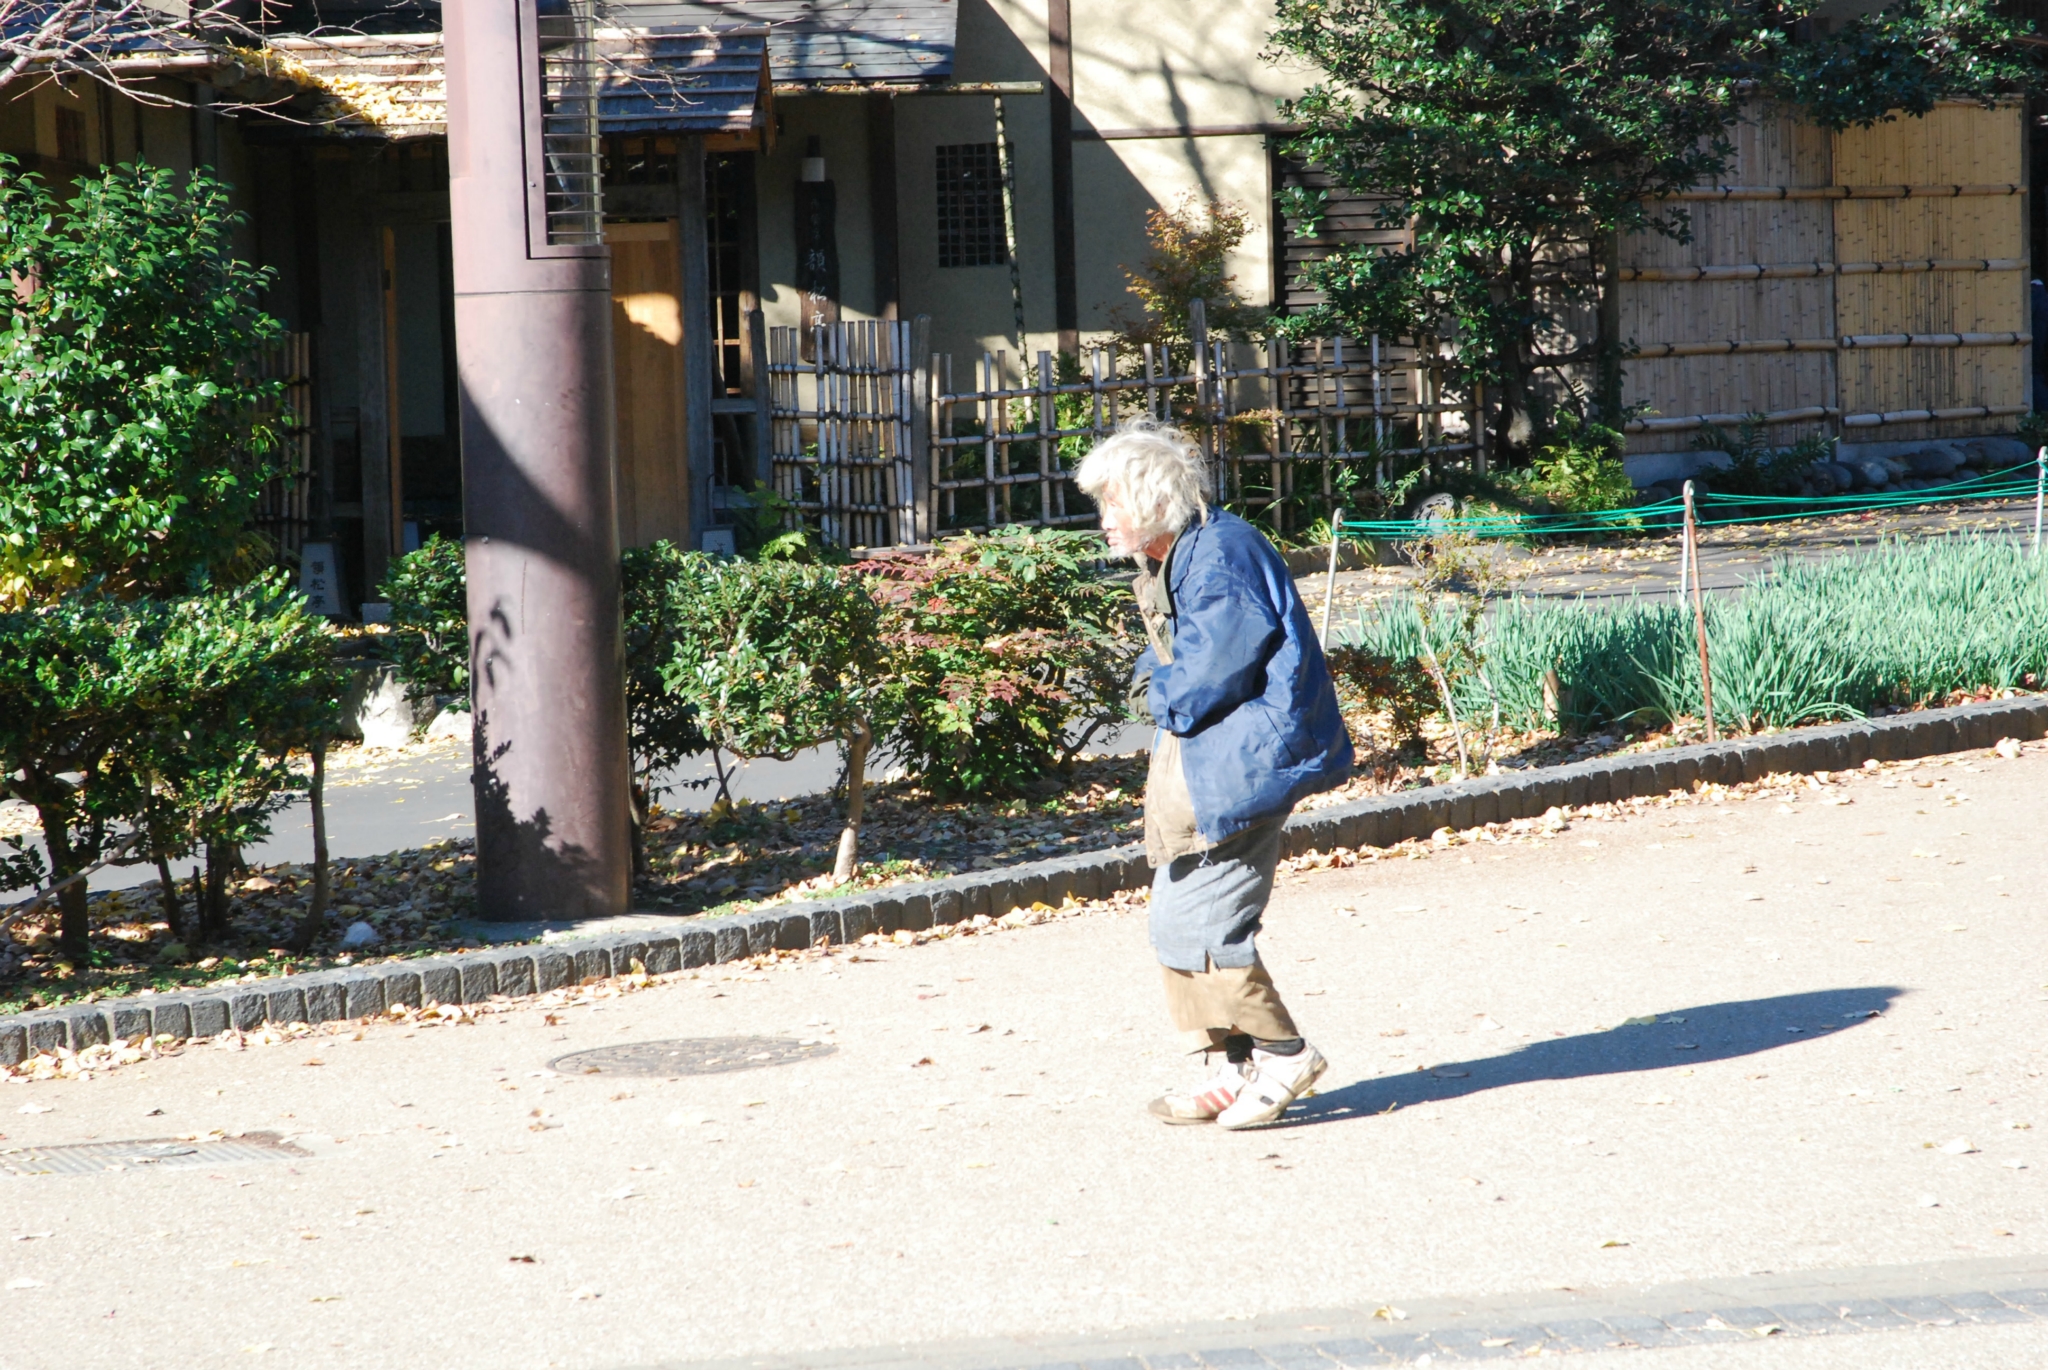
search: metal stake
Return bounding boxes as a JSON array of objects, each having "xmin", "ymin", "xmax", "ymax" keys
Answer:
[
  {"xmin": 1684, "ymin": 480, "xmax": 1717, "ymax": 742},
  {"xmin": 1320, "ymin": 508, "xmax": 1345, "ymax": 644},
  {"xmin": 2034, "ymin": 446, "xmax": 2046, "ymax": 555}
]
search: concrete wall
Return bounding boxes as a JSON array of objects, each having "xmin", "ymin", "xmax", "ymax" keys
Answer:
[{"xmin": 761, "ymin": 0, "xmax": 1304, "ymax": 376}]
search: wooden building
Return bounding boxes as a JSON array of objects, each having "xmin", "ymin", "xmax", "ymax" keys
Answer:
[{"xmin": 2, "ymin": 3, "xmax": 2042, "ymax": 592}]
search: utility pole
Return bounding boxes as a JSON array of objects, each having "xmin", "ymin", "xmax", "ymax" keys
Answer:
[{"xmin": 444, "ymin": 0, "xmax": 632, "ymax": 921}]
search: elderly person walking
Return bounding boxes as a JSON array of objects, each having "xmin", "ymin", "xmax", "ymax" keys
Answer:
[{"xmin": 1077, "ymin": 420, "xmax": 1354, "ymax": 1129}]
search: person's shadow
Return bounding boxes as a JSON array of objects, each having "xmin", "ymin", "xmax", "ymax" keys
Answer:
[{"xmin": 1274, "ymin": 986, "xmax": 1903, "ymax": 1128}]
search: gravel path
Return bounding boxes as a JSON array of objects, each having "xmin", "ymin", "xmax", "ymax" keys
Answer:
[{"xmin": 1, "ymin": 742, "xmax": 2043, "ymax": 1368}]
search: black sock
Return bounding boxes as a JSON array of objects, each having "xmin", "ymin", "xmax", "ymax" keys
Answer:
[
  {"xmin": 1222, "ymin": 1033, "xmax": 1255, "ymax": 1065},
  {"xmin": 1255, "ymin": 1036, "xmax": 1305, "ymax": 1056}
]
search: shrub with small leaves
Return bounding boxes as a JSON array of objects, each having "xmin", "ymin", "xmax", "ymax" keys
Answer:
[
  {"xmin": 378, "ymin": 533, "xmax": 470, "ymax": 706},
  {"xmin": 861, "ymin": 527, "xmax": 1141, "ymax": 796}
]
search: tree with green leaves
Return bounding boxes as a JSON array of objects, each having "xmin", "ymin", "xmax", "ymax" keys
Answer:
[
  {"xmin": 655, "ymin": 555, "xmax": 882, "ymax": 883},
  {"xmin": 0, "ymin": 157, "xmax": 283, "ymax": 606},
  {"xmin": 1268, "ymin": 0, "xmax": 2043, "ymax": 459},
  {"xmin": 0, "ymin": 160, "xmax": 337, "ymax": 964}
]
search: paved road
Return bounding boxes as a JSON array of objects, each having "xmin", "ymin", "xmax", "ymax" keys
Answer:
[{"xmin": 3, "ymin": 743, "xmax": 2044, "ymax": 1368}]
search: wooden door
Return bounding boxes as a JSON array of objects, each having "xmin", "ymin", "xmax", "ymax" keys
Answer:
[{"xmin": 609, "ymin": 220, "xmax": 690, "ymax": 547}]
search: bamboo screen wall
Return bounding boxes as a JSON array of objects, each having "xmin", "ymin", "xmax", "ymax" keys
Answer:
[{"xmin": 1621, "ymin": 102, "xmax": 2028, "ymax": 453}]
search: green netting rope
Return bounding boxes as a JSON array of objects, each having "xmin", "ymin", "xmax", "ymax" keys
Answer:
[{"xmin": 1332, "ymin": 461, "xmax": 2047, "ymax": 542}]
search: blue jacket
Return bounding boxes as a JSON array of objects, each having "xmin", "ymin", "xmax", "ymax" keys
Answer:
[{"xmin": 1135, "ymin": 509, "xmax": 1353, "ymax": 842}]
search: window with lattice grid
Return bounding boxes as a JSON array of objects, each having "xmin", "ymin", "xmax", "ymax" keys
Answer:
[{"xmin": 935, "ymin": 142, "xmax": 1007, "ymax": 268}]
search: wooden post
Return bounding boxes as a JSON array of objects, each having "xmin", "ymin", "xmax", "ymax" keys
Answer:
[
  {"xmin": 910, "ymin": 314, "xmax": 933, "ymax": 542},
  {"xmin": 1596, "ymin": 231, "xmax": 1622, "ymax": 427},
  {"xmin": 677, "ymin": 135, "xmax": 715, "ymax": 548},
  {"xmin": 867, "ymin": 95, "xmax": 901, "ymax": 321},
  {"xmin": 1684, "ymin": 480, "xmax": 1717, "ymax": 741},
  {"xmin": 1037, "ymin": 348, "xmax": 1057, "ymax": 524},
  {"xmin": 1047, "ymin": 0, "xmax": 1078, "ymax": 355},
  {"xmin": 1189, "ymin": 297, "xmax": 1214, "ymax": 493},
  {"xmin": 749, "ymin": 308, "xmax": 773, "ymax": 489},
  {"xmin": 993, "ymin": 96, "xmax": 1026, "ymax": 354}
]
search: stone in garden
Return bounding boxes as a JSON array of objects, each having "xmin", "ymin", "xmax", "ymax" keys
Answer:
[
  {"xmin": 1856, "ymin": 460, "xmax": 1891, "ymax": 489},
  {"xmin": 1807, "ymin": 466, "xmax": 1839, "ymax": 496},
  {"xmin": 355, "ymin": 664, "xmax": 419, "ymax": 750},
  {"xmin": 1909, "ymin": 448, "xmax": 1960, "ymax": 478},
  {"xmin": 425, "ymin": 708, "xmax": 472, "ymax": 743},
  {"xmin": 1828, "ymin": 462, "xmax": 1861, "ymax": 491},
  {"xmin": 341, "ymin": 921, "xmax": 379, "ymax": 948}
]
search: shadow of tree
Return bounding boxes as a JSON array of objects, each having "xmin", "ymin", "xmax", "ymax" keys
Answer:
[
  {"xmin": 469, "ymin": 707, "xmax": 610, "ymax": 920},
  {"xmin": 1272, "ymin": 986, "xmax": 1904, "ymax": 1130}
]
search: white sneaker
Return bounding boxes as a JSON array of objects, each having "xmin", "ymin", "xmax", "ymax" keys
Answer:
[
  {"xmin": 1216, "ymin": 1042, "xmax": 1327, "ymax": 1129},
  {"xmin": 1148, "ymin": 1058, "xmax": 1249, "ymax": 1125}
]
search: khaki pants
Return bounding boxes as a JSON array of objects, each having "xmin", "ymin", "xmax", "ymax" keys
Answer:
[{"xmin": 1160, "ymin": 956, "xmax": 1298, "ymax": 1053}]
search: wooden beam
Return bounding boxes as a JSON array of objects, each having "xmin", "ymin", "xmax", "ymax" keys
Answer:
[
  {"xmin": 1048, "ymin": 0, "xmax": 1077, "ymax": 353},
  {"xmin": 867, "ymin": 94, "xmax": 900, "ymax": 321},
  {"xmin": 354, "ymin": 153, "xmax": 395, "ymax": 600},
  {"xmin": 676, "ymin": 135, "xmax": 716, "ymax": 548}
]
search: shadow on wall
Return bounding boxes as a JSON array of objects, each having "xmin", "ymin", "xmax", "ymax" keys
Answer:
[{"xmin": 1277, "ymin": 986, "xmax": 1904, "ymax": 1129}]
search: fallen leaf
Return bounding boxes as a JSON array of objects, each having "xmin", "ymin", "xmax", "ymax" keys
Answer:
[
  {"xmin": 569, "ymin": 1287, "xmax": 601, "ymax": 1300},
  {"xmin": 1481, "ymin": 1338, "xmax": 1515, "ymax": 1348},
  {"xmin": 1621, "ymin": 1015, "xmax": 1658, "ymax": 1027},
  {"xmin": 15, "ymin": 1104, "xmax": 51, "ymax": 1115},
  {"xmin": 310, "ymin": 1295, "xmax": 342, "ymax": 1303},
  {"xmin": 1601, "ymin": 1239, "xmax": 1629, "ymax": 1248},
  {"xmin": 7, "ymin": 1278, "xmax": 45, "ymax": 1290},
  {"xmin": 1372, "ymin": 1305, "xmax": 1408, "ymax": 1320},
  {"xmin": 1940, "ymin": 1137, "xmax": 1978, "ymax": 1155},
  {"xmin": 508, "ymin": 1255, "xmax": 537, "ymax": 1264}
]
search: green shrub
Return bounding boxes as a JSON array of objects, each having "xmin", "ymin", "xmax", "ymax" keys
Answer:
[
  {"xmin": 1693, "ymin": 418, "xmax": 1832, "ymax": 497},
  {"xmin": 379, "ymin": 533, "xmax": 470, "ymax": 706},
  {"xmin": 0, "ymin": 578, "xmax": 338, "ymax": 955},
  {"xmin": 1344, "ymin": 536, "xmax": 2048, "ymax": 734},
  {"xmin": 654, "ymin": 553, "xmax": 881, "ymax": 877},
  {"xmin": 860, "ymin": 527, "xmax": 1141, "ymax": 796},
  {"xmin": 619, "ymin": 542, "xmax": 711, "ymax": 810},
  {"xmin": 1528, "ymin": 415, "xmax": 1637, "ymax": 515},
  {"xmin": 0, "ymin": 159, "xmax": 284, "ymax": 607},
  {"xmin": 1325, "ymin": 645, "xmax": 1434, "ymax": 752}
]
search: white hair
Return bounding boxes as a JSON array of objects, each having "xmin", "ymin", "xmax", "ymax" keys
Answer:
[{"xmin": 1074, "ymin": 418, "xmax": 1213, "ymax": 543}]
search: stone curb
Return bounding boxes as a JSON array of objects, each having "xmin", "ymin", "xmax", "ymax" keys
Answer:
[{"xmin": 5, "ymin": 694, "xmax": 2044, "ymax": 1067}]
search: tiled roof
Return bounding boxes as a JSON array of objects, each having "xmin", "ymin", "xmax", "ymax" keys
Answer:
[
  {"xmin": 256, "ymin": 25, "xmax": 769, "ymax": 139},
  {"xmin": 602, "ymin": 0, "xmax": 956, "ymax": 84}
]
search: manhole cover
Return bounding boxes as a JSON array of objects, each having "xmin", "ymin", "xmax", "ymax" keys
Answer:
[
  {"xmin": 549, "ymin": 1036, "xmax": 836, "ymax": 1077},
  {"xmin": 0, "ymin": 1132, "xmax": 304, "ymax": 1177}
]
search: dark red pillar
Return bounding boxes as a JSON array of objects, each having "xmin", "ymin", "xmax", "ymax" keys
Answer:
[{"xmin": 445, "ymin": 0, "xmax": 631, "ymax": 921}]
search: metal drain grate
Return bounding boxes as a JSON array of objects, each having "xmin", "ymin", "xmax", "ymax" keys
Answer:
[
  {"xmin": 0, "ymin": 1131, "xmax": 304, "ymax": 1177},
  {"xmin": 550, "ymin": 1036, "xmax": 836, "ymax": 1077}
]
